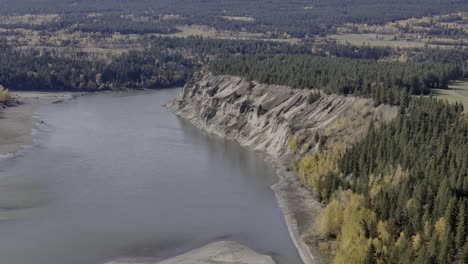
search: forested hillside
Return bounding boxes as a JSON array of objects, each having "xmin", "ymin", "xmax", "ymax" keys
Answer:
[
  {"xmin": 297, "ymin": 97, "xmax": 468, "ymax": 264},
  {"xmin": 209, "ymin": 48, "xmax": 468, "ymax": 263},
  {"xmin": 210, "ymin": 55, "xmax": 466, "ymax": 105}
]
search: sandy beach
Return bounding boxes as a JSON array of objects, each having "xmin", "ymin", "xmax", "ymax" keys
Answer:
[
  {"xmin": 106, "ymin": 241, "xmax": 275, "ymax": 264},
  {"xmin": 0, "ymin": 92, "xmax": 83, "ymax": 156}
]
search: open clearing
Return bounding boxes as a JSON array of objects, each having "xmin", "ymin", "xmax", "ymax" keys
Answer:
[
  {"xmin": 161, "ymin": 25, "xmax": 300, "ymax": 43},
  {"xmin": 329, "ymin": 33, "xmax": 427, "ymax": 48},
  {"xmin": 221, "ymin": 16, "xmax": 255, "ymax": 22},
  {"xmin": 432, "ymin": 80, "xmax": 468, "ymax": 112}
]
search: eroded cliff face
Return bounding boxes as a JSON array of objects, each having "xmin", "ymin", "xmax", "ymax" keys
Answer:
[
  {"xmin": 168, "ymin": 73, "xmax": 397, "ymax": 159},
  {"xmin": 168, "ymin": 73, "xmax": 398, "ymax": 264}
]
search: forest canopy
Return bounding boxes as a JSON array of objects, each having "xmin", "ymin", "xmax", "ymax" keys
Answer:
[
  {"xmin": 303, "ymin": 97, "xmax": 468, "ymax": 263},
  {"xmin": 0, "ymin": 0, "xmax": 467, "ymax": 36},
  {"xmin": 210, "ymin": 55, "xmax": 466, "ymax": 105}
]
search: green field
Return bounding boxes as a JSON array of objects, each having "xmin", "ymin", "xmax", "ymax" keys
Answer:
[{"xmin": 432, "ymin": 80, "xmax": 468, "ymax": 112}]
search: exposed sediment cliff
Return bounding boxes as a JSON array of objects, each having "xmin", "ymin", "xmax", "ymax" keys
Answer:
[{"xmin": 167, "ymin": 73, "xmax": 397, "ymax": 264}]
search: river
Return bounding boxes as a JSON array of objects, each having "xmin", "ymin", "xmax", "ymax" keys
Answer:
[{"xmin": 0, "ymin": 89, "xmax": 303, "ymax": 264}]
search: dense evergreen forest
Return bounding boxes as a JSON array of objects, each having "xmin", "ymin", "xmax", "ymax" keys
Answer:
[
  {"xmin": 300, "ymin": 97, "xmax": 468, "ymax": 263},
  {"xmin": 2, "ymin": 33, "xmax": 466, "ymax": 92},
  {"xmin": 1, "ymin": 0, "xmax": 467, "ymax": 36},
  {"xmin": 210, "ymin": 55, "xmax": 465, "ymax": 105},
  {"xmin": 0, "ymin": 37, "xmax": 317, "ymax": 91},
  {"xmin": 0, "ymin": 45, "xmax": 193, "ymax": 90}
]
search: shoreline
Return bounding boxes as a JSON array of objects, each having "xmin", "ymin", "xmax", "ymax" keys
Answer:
[
  {"xmin": 0, "ymin": 89, "xmax": 283, "ymax": 264},
  {"xmin": 166, "ymin": 103, "xmax": 322, "ymax": 264},
  {"xmin": 0, "ymin": 91, "xmax": 84, "ymax": 156},
  {"xmin": 0, "ymin": 87, "xmax": 318, "ymax": 263},
  {"xmin": 169, "ymin": 112, "xmax": 321, "ymax": 264},
  {"xmin": 164, "ymin": 73, "xmax": 352, "ymax": 264},
  {"xmin": 269, "ymin": 157, "xmax": 323, "ymax": 264}
]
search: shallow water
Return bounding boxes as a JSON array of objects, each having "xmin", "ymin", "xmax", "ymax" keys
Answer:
[{"xmin": 0, "ymin": 90, "xmax": 303, "ymax": 264}]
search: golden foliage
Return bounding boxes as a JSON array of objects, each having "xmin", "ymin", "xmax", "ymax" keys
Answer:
[
  {"xmin": 394, "ymin": 232, "xmax": 411, "ymax": 256},
  {"xmin": 315, "ymin": 198, "xmax": 344, "ymax": 238},
  {"xmin": 412, "ymin": 233, "xmax": 422, "ymax": 252},
  {"xmin": 297, "ymin": 144, "xmax": 346, "ymax": 192},
  {"xmin": 435, "ymin": 217, "xmax": 447, "ymax": 241},
  {"xmin": 423, "ymin": 220, "xmax": 432, "ymax": 238},
  {"xmin": 315, "ymin": 190, "xmax": 377, "ymax": 263},
  {"xmin": 368, "ymin": 166, "xmax": 408, "ymax": 200},
  {"xmin": 370, "ymin": 220, "xmax": 391, "ymax": 260},
  {"xmin": 334, "ymin": 193, "xmax": 376, "ymax": 264},
  {"xmin": 0, "ymin": 85, "xmax": 11, "ymax": 103}
]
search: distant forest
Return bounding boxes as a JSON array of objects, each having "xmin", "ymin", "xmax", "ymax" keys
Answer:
[
  {"xmin": 2, "ymin": 34, "xmax": 466, "ymax": 92},
  {"xmin": 1, "ymin": 0, "xmax": 467, "ymax": 36},
  {"xmin": 0, "ymin": 37, "xmax": 313, "ymax": 91}
]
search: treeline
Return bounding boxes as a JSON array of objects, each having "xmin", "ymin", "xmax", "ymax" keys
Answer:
[
  {"xmin": 1, "ymin": 35, "xmax": 466, "ymax": 91},
  {"xmin": 312, "ymin": 42, "xmax": 392, "ymax": 60},
  {"xmin": 144, "ymin": 36, "xmax": 313, "ymax": 58},
  {"xmin": 409, "ymin": 47, "xmax": 468, "ymax": 66},
  {"xmin": 0, "ymin": 47, "xmax": 193, "ymax": 90},
  {"xmin": 0, "ymin": 36, "xmax": 311, "ymax": 91},
  {"xmin": 64, "ymin": 14, "xmax": 180, "ymax": 35},
  {"xmin": 303, "ymin": 98, "xmax": 468, "ymax": 263},
  {"xmin": 0, "ymin": 14, "xmax": 180, "ymax": 34},
  {"xmin": 210, "ymin": 55, "xmax": 465, "ymax": 105},
  {"xmin": 1, "ymin": 0, "xmax": 467, "ymax": 36}
]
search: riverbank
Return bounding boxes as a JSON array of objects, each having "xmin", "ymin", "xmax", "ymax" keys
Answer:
[
  {"xmin": 166, "ymin": 75, "xmax": 324, "ymax": 264},
  {"xmin": 167, "ymin": 73, "xmax": 398, "ymax": 264},
  {"xmin": 1, "ymin": 89, "xmax": 296, "ymax": 264},
  {"xmin": 0, "ymin": 92, "xmax": 83, "ymax": 156}
]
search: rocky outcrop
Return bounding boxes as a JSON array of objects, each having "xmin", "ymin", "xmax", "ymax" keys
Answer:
[
  {"xmin": 168, "ymin": 73, "xmax": 396, "ymax": 158},
  {"xmin": 167, "ymin": 73, "xmax": 398, "ymax": 264}
]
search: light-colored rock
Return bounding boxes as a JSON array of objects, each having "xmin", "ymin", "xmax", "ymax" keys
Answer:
[
  {"xmin": 167, "ymin": 73, "xmax": 398, "ymax": 264},
  {"xmin": 106, "ymin": 241, "xmax": 275, "ymax": 264},
  {"xmin": 168, "ymin": 73, "xmax": 397, "ymax": 159}
]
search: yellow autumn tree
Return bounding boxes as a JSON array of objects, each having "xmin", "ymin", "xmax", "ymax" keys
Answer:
[
  {"xmin": 333, "ymin": 193, "xmax": 376, "ymax": 264},
  {"xmin": 0, "ymin": 85, "xmax": 11, "ymax": 103},
  {"xmin": 412, "ymin": 232, "xmax": 422, "ymax": 253},
  {"xmin": 297, "ymin": 144, "xmax": 346, "ymax": 192},
  {"xmin": 435, "ymin": 217, "xmax": 447, "ymax": 241},
  {"xmin": 372, "ymin": 220, "xmax": 391, "ymax": 260},
  {"xmin": 315, "ymin": 198, "xmax": 344, "ymax": 238}
]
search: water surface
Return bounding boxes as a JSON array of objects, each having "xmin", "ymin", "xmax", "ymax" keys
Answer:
[{"xmin": 0, "ymin": 90, "xmax": 303, "ymax": 264}]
